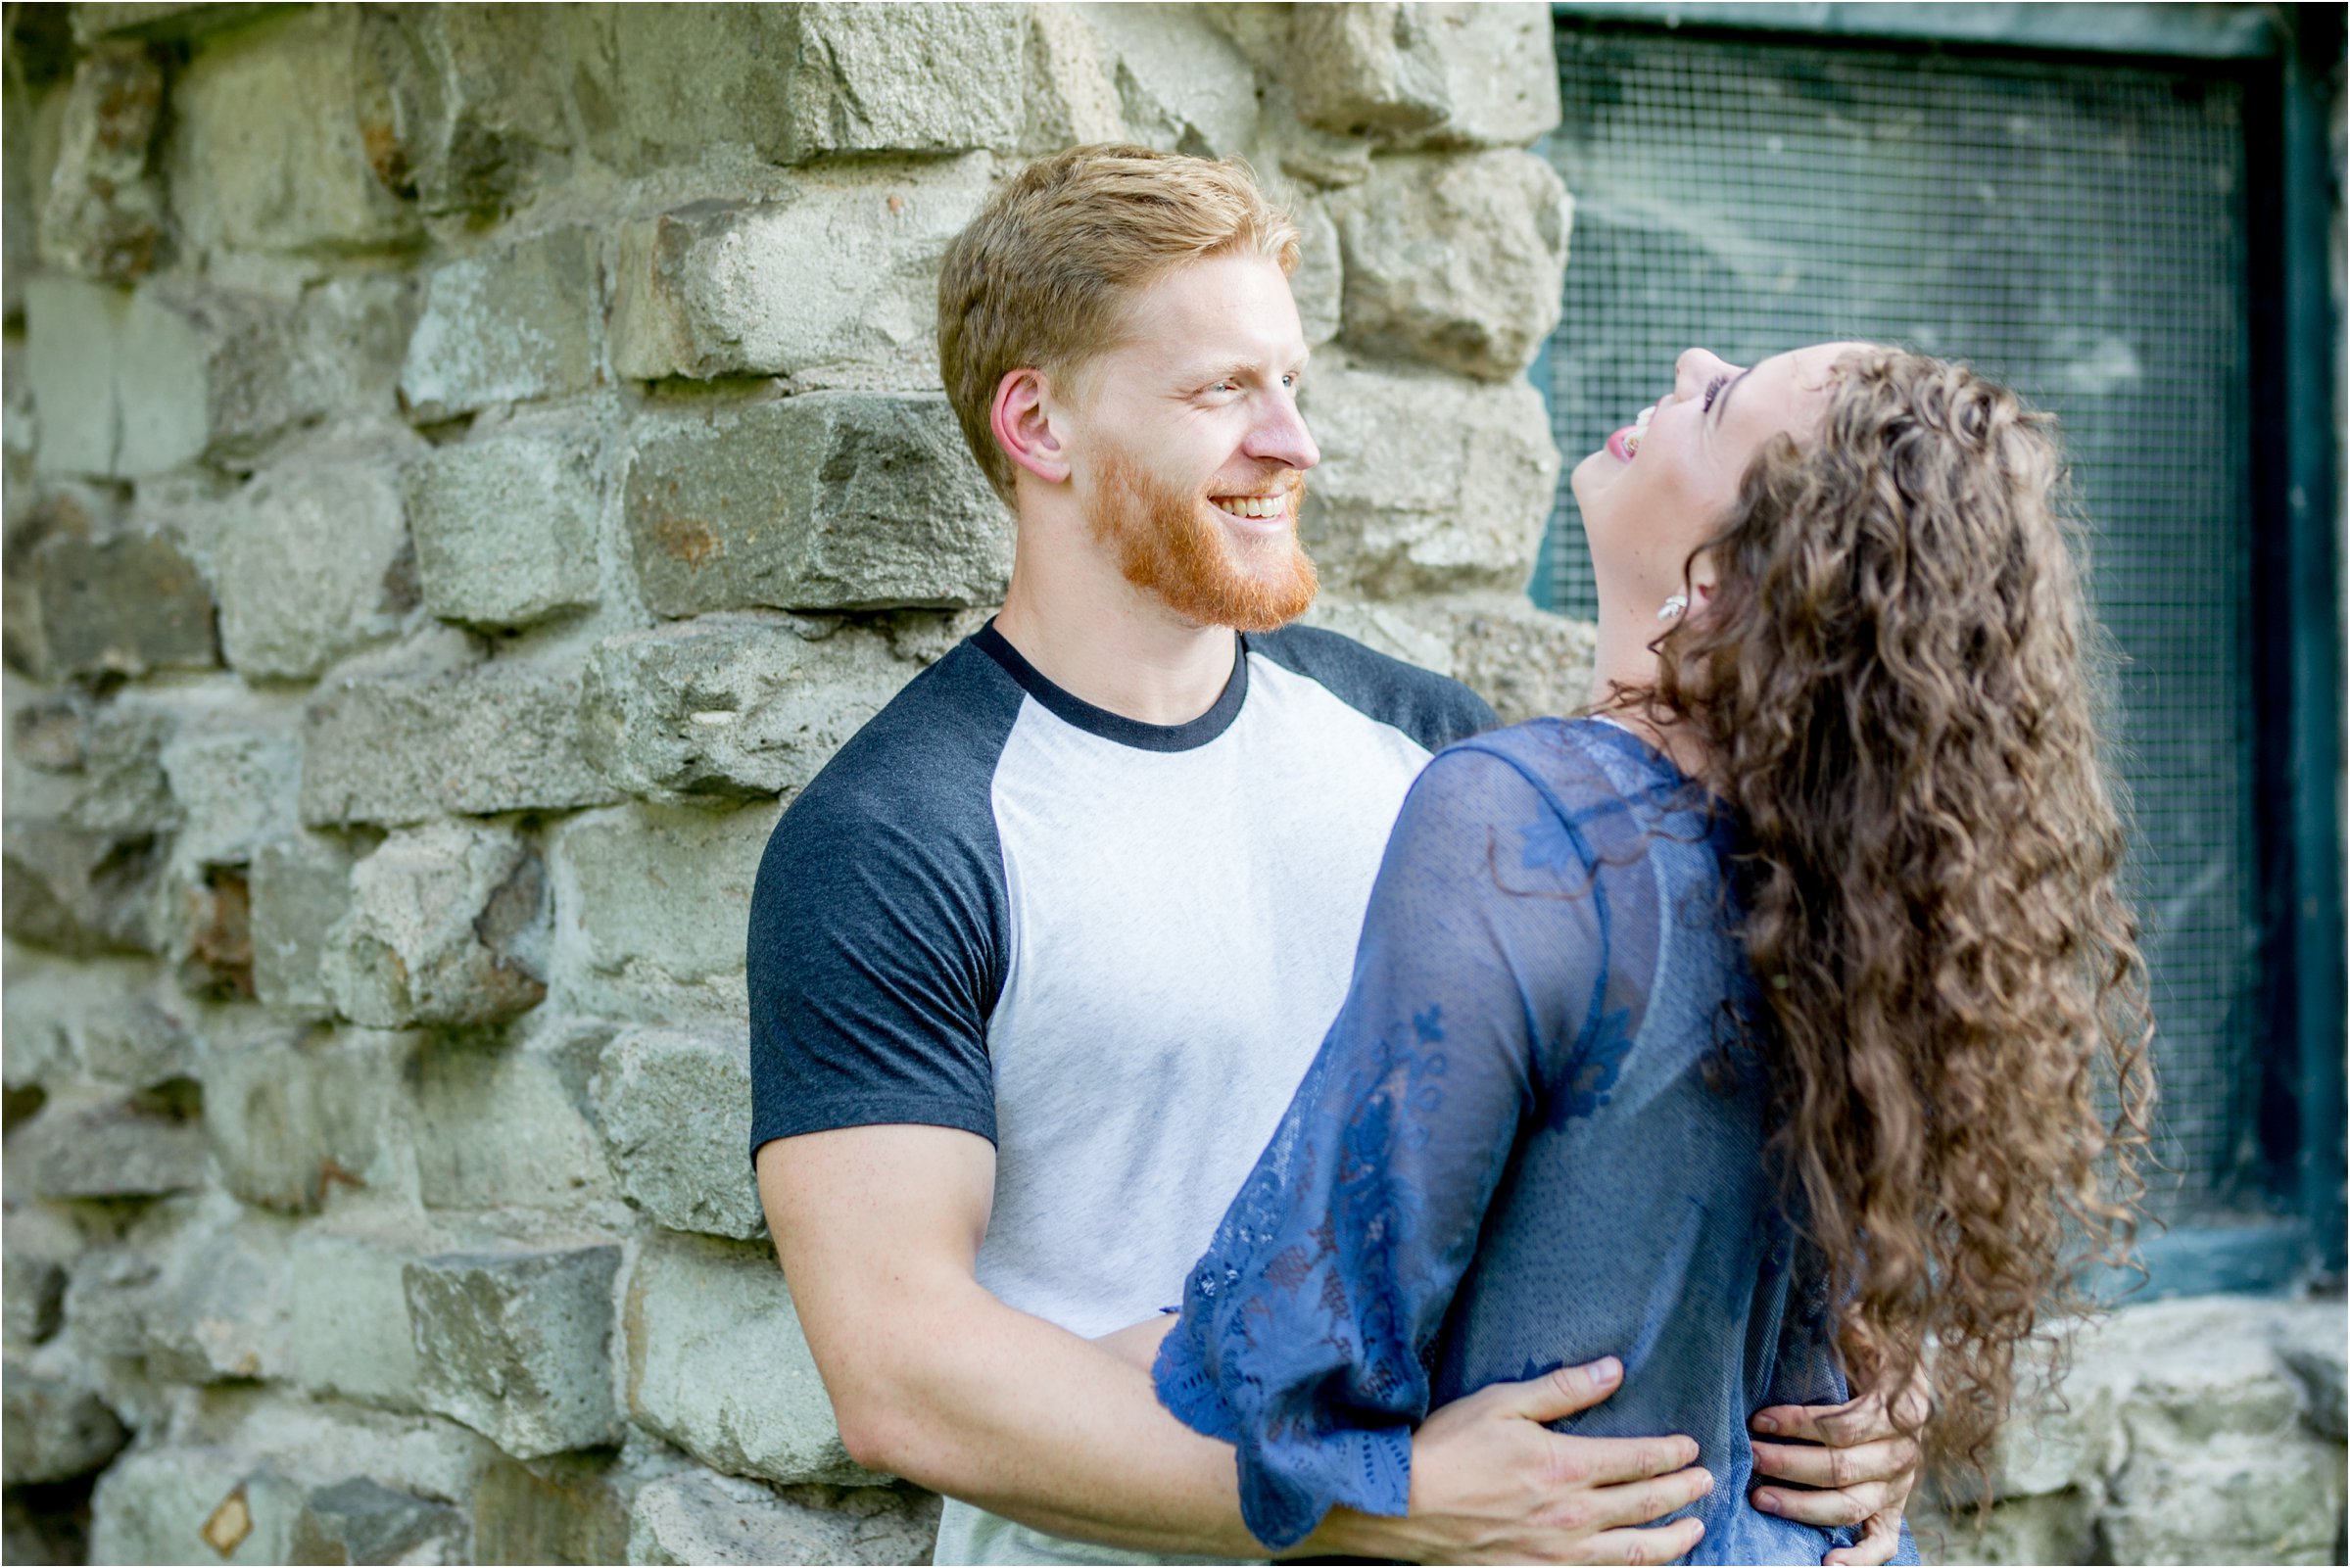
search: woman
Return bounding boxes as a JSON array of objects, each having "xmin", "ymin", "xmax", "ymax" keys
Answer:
[{"xmin": 1149, "ymin": 345, "xmax": 2154, "ymax": 1562}]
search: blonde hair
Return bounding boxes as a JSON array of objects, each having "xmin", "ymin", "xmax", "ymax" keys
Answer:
[{"xmin": 937, "ymin": 144, "xmax": 1301, "ymax": 502}]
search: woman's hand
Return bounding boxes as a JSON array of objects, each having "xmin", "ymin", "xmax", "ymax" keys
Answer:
[{"xmin": 1748, "ymin": 1364, "xmax": 1929, "ymax": 1567}]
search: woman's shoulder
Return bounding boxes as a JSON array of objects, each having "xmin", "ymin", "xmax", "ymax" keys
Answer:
[{"xmin": 1428, "ymin": 716, "xmax": 1686, "ymax": 804}]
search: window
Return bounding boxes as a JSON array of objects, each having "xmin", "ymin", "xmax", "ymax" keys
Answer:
[{"xmin": 1533, "ymin": 7, "xmax": 2342, "ymax": 1291}]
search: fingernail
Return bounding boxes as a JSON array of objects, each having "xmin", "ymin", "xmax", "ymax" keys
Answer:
[
  {"xmin": 1594, "ymin": 1356, "xmax": 1622, "ymax": 1384},
  {"xmin": 1754, "ymin": 1490, "xmax": 1778, "ymax": 1511},
  {"xmin": 1751, "ymin": 1412, "xmax": 1778, "ymax": 1435},
  {"xmin": 1700, "ymin": 1471, "xmax": 1716, "ymax": 1497}
]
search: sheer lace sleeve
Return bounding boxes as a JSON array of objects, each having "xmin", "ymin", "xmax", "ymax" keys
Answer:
[{"xmin": 1153, "ymin": 737, "xmax": 1624, "ymax": 1549}]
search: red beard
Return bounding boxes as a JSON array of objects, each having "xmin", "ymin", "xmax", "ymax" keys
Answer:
[{"xmin": 1086, "ymin": 449, "xmax": 1318, "ymax": 634}]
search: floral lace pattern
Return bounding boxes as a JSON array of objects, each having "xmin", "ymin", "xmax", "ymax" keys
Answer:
[{"xmin": 1154, "ymin": 720, "xmax": 1916, "ymax": 1564}]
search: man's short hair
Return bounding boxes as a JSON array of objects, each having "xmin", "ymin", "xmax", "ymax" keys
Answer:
[{"xmin": 937, "ymin": 144, "xmax": 1302, "ymax": 503}]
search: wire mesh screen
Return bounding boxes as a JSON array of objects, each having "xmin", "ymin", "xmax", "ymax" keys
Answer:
[{"xmin": 1536, "ymin": 29, "xmax": 2260, "ymax": 1225}]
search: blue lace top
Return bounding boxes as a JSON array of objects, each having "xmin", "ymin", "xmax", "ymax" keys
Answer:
[{"xmin": 1153, "ymin": 719, "xmax": 1918, "ymax": 1564}]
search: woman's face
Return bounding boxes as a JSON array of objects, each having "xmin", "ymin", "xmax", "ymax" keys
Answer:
[{"xmin": 1571, "ymin": 343, "xmax": 1859, "ymax": 616}]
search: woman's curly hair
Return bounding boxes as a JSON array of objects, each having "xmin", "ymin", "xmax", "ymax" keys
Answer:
[{"xmin": 1639, "ymin": 347, "xmax": 2156, "ymax": 1484}]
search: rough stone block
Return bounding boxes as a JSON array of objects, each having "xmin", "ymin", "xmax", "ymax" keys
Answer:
[
  {"xmin": 777, "ymin": 3, "xmax": 1024, "ymax": 162},
  {"xmin": 291, "ymin": 1228, "xmax": 428, "ymax": 1412},
  {"xmin": 142, "ymin": 1212, "xmax": 295, "ymax": 1385},
  {"xmin": 411, "ymin": 1024, "xmax": 611, "ymax": 1211},
  {"xmin": 23, "ymin": 276, "xmax": 132, "ymax": 478},
  {"xmin": 23, "ymin": 272, "xmax": 415, "ymax": 480},
  {"xmin": 1444, "ymin": 594, "xmax": 1599, "ymax": 727},
  {"xmin": 204, "ymin": 1028, "xmax": 410, "ymax": 1213},
  {"xmin": 323, "ymin": 821, "xmax": 548, "ymax": 1029},
  {"xmin": 1299, "ymin": 360, "xmax": 1559, "ymax": 597},
  {"xmin": 1292, "ymin": 198, "xmax": 1345, "ymax": 349},
  {"xmin": 89, "ymin": 1444, "xmax": 305, "ymax": 1565},
  {"xmin": 1301, "ymin": 599, "xmax": 1457, "ymax": 686},
  {"xmin": 290, "ymin": 1476, "xmax": 467, "ymax": 1566},
  {"xmin": 1075, "ymin": 5, "xmax": 1259, "ymax": 158},
  {"xmin": 159, "ymin": 723, "xmax": 297, "ymax": 872},
  {"xmin": 1331, "ymin": 150, "xmax": 1568, "ymax": 380},
  {"xmin": 1915, "ymin": 1489, "xmax": 2099, "ymax": 1568},
  {"xmin": 628, "ymin": 1469, "xmax": 938, "ymax": 1566},
  {"xmin": 470, "ymin": 1450, "xmax": 633, "ymax": 1566},
  {"xmin": 249, "ymin": 832, "xmax": 355, "ymax": 1017},
  {"xmin": 1287, "ymin": 3, "xmax": 1560, "ymax": 150},
  {"xmin": 548, "ymin": 801, "xmax": 779, "ymax": 1022},
  {"xmin": 578, "ymin": 615, "xmax": 912, "ymax": 804},
  {"xmin": 28, "ymin": 531, "xmax": 217, "ymax": 678},
  {"xmin": 72, "ymin": 4, "xmax": 264, "ymax": 45},
  {"xmin": 0, "ymin": 820, "xmax": 165, "ymax": 955},
  {"xmin": 37, "ymin": 42, "xmax": 166, "ymax": 284},
  {"xmin": 80, "ymin": 985, "xmax": 195, "ymax": 1088},
  {"xmin": 65, "ymin": 701, "xmax": 179, "ymax": 836},
  {"xmin": 214, "ymin": 449, "xmax": 411, "ymax": 682},
  {"xmin": 405, "ymin": 1243, "xmax": 623, "ymax": 1459},
  {"xmin": 353, "ymin": 5, "xmax": 574, "ymax": 217},
  {"xmin": 301, "ymin": 659, "xmax": 621, "ymax": 828},
  {"xmin": 624, "ymin": 392, "xmax": 1009, "ymax": 617},
  {"xmin": 610, "ymin": 158, "xmax": 990, "ymax": 386},
  {"xmin": 400, "ymin": 227, "xmax": 603, "ymax": 420},
  {"xmin": 407, "ymin": 425, "xmax": 600, "ymax": 629},
  {"xmin": 113, "ymin": 275, "xmax": 413, "ymax": 476},
  {"xmin": 583, "ymin": 4, "xmax": 1020, "ymax": 171},
  {"xmin": 2, "ymin": 1354, "xmax": 129, "ymax": 1484},
  {"xmin": 2271, "ymin": 1300, "xmax": 2347, "ymax": 1441},
  {"xmin": 1017, "ymin": 5, "xmax": 1130, "ymax": 156},
  {"xmin": 60, "ymin": 1242, "xmax": 164, "ymax": 1358},
  {"xmin": 2102, "ymin": 1429, "xmax": 2344, "ymax": 1564},
  {"xmin": 184, "ymin": 1386, "xmax": 498, "ymax": 1507},
  {"xmin": 623, "ymin": 1231, "xmax": 870, "ymax": 1486},
  {"xmin": 594, "ymin": 1027, "xmax": 763, "ymax": 1240},
  {"xmin": 167, "ymin": 5, "xmax": 420, "ymax": 256},
  {"xmin": 13, "ymin": 1084, "xmax": 206, "ymax": 1200},
  {"xmin": 4, "ymin": 1235, "xmax": 70, "ymax": 1346}
]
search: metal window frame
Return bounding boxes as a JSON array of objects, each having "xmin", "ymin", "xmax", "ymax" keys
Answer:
[{"xmin": 1542, "ymin": 2, "xmax": 2345, "ymax": 1296}]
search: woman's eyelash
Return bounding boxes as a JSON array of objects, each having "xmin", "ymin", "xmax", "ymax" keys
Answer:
[{"xmin": 1702, "ymin": 375, "xmax": 1729, "ymax": 414}]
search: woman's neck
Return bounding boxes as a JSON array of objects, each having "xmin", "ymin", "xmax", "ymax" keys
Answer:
[{"xmin": 1589, "ymin": 599, "xmax": 1713, "ymax": 784}]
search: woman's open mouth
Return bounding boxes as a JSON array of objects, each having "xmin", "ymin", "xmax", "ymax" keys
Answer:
[{"xmin": 1606, "ymin": 404, "xmax": 1657, "ymax": 463}]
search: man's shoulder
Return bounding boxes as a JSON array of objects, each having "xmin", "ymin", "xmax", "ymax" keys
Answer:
[
  {"xmin": 1245, "ymin": 622, "xmax": 1498, "ymax": 751},
  {"xmin": 785, "ymin": 636, "xmax": 1025, "ymax": 831}
]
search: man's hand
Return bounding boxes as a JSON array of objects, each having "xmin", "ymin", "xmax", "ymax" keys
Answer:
[
  {"xmin": 1319, "ymin": 1357, "xmax": 1712, "ymax": 1566},
  {"xmin": 1749, "ymin": 1367, "xmax": 1928, "ymax": 1567}
]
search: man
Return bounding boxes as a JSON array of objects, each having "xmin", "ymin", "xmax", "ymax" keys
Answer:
[{"xmin": 749, "ymin": 145, "xmax": 1915, "ymax": 1565}]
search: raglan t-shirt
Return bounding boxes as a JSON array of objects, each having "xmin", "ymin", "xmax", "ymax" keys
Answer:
[{"xmin": 746, "ymin": 620, "xmax": 1495, "ymax": 1566}]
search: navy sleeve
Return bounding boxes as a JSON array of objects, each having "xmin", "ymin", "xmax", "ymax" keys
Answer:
[
  {"xmin": 1152, "ymin": 736, "xmax": 1617, "ymax": 1548},
  {"xmin": 745, "ymin": 644, "xmax": 1020, "ymax": 1161},
  {"xmin": 1245, "ymin": 625, "xmax": 1497, "ymax": 750}
]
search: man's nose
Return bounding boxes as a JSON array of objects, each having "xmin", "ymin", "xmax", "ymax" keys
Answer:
[{"xmin": 1247, "ymin": 391, "xmax": 1319, "ymax": 473}]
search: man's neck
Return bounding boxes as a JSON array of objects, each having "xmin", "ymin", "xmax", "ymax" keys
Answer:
[{"xmin": 991, "ymin": 509, "xmax": 1239, "ymax": 728}]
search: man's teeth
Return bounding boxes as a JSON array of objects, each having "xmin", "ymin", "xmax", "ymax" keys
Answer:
[{"xmin": 1215, "ymin": 496, "xmax": 1286, "ymax": 518}]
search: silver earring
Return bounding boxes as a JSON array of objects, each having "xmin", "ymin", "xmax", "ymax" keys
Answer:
[{"xmin": 1657, "ymin": 594, "xmax": 1688, "ymax": 622}]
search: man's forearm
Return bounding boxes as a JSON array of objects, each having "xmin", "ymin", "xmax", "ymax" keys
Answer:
[{"xmin": 832, "ymin": 1279, "xmax": 1375, "ymax": 1558}]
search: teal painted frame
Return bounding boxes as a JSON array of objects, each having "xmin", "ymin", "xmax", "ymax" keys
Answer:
[{"xmin": 1538, "ymin": 2, "xmax": 2346, "ymax": 1296}]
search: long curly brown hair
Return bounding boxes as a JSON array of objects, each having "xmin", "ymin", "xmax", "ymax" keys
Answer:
[{"xmin": 1636, "ymin": 347, "xmax": 2156, "ymax": 1481}]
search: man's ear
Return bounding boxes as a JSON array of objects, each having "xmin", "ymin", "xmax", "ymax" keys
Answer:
[{"xmin": 990, "ymin": 368, "xmax": 1072, "ymax": 486}]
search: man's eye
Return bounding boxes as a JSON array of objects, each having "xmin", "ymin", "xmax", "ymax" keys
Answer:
[{"xmin": 1701, "ymin": 375, "xmax": 1729, "ymax": 413}]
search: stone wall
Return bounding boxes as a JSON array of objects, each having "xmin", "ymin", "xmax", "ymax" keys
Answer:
[{"xmin": 0, "ymin": 5, "xmax": 2338, "ymax": 1566}]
